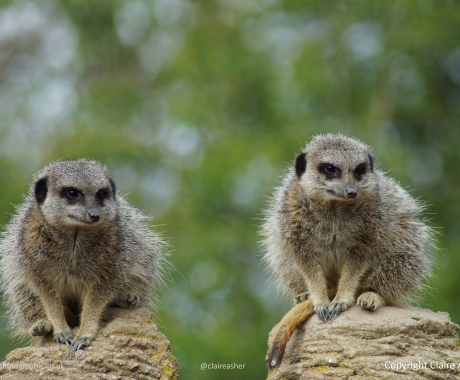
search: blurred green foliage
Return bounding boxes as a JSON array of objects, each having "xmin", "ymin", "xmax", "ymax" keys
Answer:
[{"xmin": 0, "ymin": 0, "xmax": 459, "ymax": 378}]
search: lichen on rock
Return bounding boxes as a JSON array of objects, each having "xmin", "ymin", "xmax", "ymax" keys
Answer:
[{"xmin": 0, "ymin": 307, "xmax": 178, "ymax": 380}]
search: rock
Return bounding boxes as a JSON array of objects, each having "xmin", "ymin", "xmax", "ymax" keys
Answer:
[
  {"xmin": 0, "ymin": 307, "xmax": 178, "ymax": 380},
  {"xmin": 267, "ymin": 306, "xmax": 460, "ymax": 380}
]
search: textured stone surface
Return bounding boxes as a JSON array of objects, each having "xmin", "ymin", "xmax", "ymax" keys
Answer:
[
  {"xmin": 0, "ymin": 307, "xmax": 178, "ymax": 380},
  {"xmin": 267, "ymin": 306, "xmax": 460, "ymax": 380}
]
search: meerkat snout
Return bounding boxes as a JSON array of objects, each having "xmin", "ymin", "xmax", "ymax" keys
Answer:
[
  {"xmin": 345, "ymin": 184, "xmax": 357, "ymax": 198},
  {"xmin": 345, "ymin": 191, "xmax": 357, "ymax": 198},
  {"xmin": 87, "ymin": 207, "xmax": 100, "ymax": 222}
]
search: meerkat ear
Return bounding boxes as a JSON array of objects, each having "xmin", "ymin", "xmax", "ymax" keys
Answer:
[
  {"xmin": 295, "ymin": 153, "xmax": 307, "ymax": 178},
  {"xmin": 34, "ymin": 177, "xmax": 48, "ymax": 204},
  {"xmin": 109, "ymin": 178, "xmax": 116, "ymax": 199},
  {"xmin": 368, "ymin": 153, "xmax": 374, "ymax": 173}
]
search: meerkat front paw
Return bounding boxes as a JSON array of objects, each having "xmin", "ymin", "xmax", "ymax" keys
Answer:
[
  {"xmin": 294, "ymin": 292, "xmax": 309, "ymax": 304},
  {"xmin": 114, "ymin": 294, "xmax": 140, "ymax": 308},
  {"xmin": 30, "ymin": 319, "xmax": 53, "ymax": 336},
  {"xmin": 328, "ymin": 301, "xmax": 348, "ymax": 321},
  {"xmin": 54, "ymin": 330, "xmax": 74, "ymax": 345},
  {"xmin": 68, "ymin": 336, "xmax": 91, "ymax": 357},
  {"xmin": 313, "ymin": 300, "xmax": 330, "ymax": 322},
  {"xmin": 357, "ymin": 292, "xmax": 384, "ymax": 311}
]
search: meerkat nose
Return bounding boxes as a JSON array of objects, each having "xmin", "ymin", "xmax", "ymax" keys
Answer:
[
  {"xmin": 346, "ymin": 190, "xmax": 357, "ymax": 198},
  {"xmin": 88, "ymin": 208, "xmax": 100, "ymax": 222}
]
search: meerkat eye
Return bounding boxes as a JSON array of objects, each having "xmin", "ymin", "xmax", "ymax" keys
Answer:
[
  {"xmin": 324, "ymin": 165, "xmax": 335, "ymax": 174},
  {"xmin": 355, "ymin": 163, "xmax": 366, "ymax": 177},
  {"xmin": 319, "ymin": 163, "xmax": 339, "ymax": 178},
  {"xmin": 63, "ymin": 188, "xmax": 79, "ymax": 200},
  {"xmin": 96, "ymin": 189, "xmax": 108, "ymax": 201}
]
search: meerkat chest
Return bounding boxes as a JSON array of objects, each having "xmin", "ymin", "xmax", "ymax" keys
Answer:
[
  {"xmin": 308, "ymin": 204, "xmax": 362, "ymax": 237},
  {"xmin": 24, "ymin": 226, "xmax": 116, "ymax": 278},
  {"xmin": 289, "ymin": 204, "xmax": 366, "ymax": 266}
]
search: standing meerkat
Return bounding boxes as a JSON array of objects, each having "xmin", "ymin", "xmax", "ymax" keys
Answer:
[
  {"xmin": 261, "ymin": 134, "xmax": 433, "ymax": 369},
  {"xmin": 0, "ymin": 159, "xmax": 167, "ymax": 356}
]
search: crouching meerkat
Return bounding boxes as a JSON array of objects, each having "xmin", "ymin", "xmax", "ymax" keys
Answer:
[
  {"xmin": 0, "ymin": 159, "xmax": 167, "ymax": 356},
  {"xmin": 261, "ymin": 134, "xmax": 433, "ymax": 369}
]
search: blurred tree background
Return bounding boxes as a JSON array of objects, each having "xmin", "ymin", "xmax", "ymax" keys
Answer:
[{"xmin": 0, "ymin": 0, "xmax": 459, "ymax": 378}]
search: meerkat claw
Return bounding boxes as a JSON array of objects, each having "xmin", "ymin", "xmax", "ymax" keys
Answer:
[
  {"xmin": 357, "ymin": 292, "xmax": 384, "ymax": 311},
  {"xmin": 69, "ymin": 336, "xmax": 91, "ymax": 357},
  {"xmin": 315, "ymin": 305, "xmax": 330, "ymax": 322},
  {"xmin": 55, "ymin": 332, "xmax": 74, "ymax": 346},
  {"xmin": 30, "ymin": 319, "xmax": 52, "ymax": 336},
  {"xmin": 127, "ymin": 294, "xmax": 140, "ymax": 307},
  {"xmin": 115, "ymin": 293, "xmax": 140, "ymax": 308},
  {"xmin": 358, "ymin": 299, "xmax": 372, "ymax": 309},
  {"xmin": 295, "ymin": 292, "xmax": 309, "ymax": 304},
  {"xmin": 327, "ymin": 302, "xmax": 347, "ymax": 321}
]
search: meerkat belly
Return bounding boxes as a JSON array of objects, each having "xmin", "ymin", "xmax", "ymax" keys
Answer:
[
  {"xmin": 44, "ymin": 268, "xmax": 91, "ymax": 297},
  {"xmin": 62, "ymin": 276, "xmax": 90, "ymax": 300}
]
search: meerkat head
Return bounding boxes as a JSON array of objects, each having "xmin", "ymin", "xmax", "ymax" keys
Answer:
[
  {"xmin": 32, "ymin": 159, "xmax": 118, "ymax": 229},
  {"xmin": 294, "ymin": 133, "xmax": 376, "ymax": 203}
]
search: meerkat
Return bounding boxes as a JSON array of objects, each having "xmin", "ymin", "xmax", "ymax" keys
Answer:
[
  {"xmin": 0, "ymin": 159, "xmax": 167, "ymax": 356},
  {"xmin": 261, "ymin": 133, "xmax": 433, "ymax": 369}
]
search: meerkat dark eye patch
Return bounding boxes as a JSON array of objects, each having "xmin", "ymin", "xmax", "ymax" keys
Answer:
[
  {"xmin": 319, "ymin": 163, "xmax": 340, "ymax": 179},
  {"xmin": 96, "ymin": 188, "xmax": 109, "ymax": 203},
  {"xmin": 62, "ymin": 187, "xmax": 81, "ymax": 202},
  {"xmin": 355, "ymin": 163, "xmax": 367, "ymax": 177},
  {"xmin": 295, "ymin": 153, "xmax": 307, "ymax": 179},
  {"xmin": 34, "ymin": 177, "xmax": 48, "ymax": 204}
]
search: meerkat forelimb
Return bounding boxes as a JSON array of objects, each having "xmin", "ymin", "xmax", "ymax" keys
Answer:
[
  {"xmin": 261, "ymin": 133, "xmax": 433, "ymax": 369},
  {"xmin": 0, "ymin": 159, "xmax": 167, "ymax": 356}
]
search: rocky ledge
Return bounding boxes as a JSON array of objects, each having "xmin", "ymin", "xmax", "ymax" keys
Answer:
[
  {"xmin": 0, "ymin": 307, "xmax": 178, "ymax": 380},
  {"xmin": 267, "ymin": 306, "xmax": 460, "ymax": 380}
]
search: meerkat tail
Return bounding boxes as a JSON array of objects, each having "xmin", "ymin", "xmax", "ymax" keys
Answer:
[
  {"xmin": 267, "ymin": 299, "xmax": 314, "ymax": 370},
  {"xmin": 267, "ymin": 289, "xmax": 337, "ymax": 370}
]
